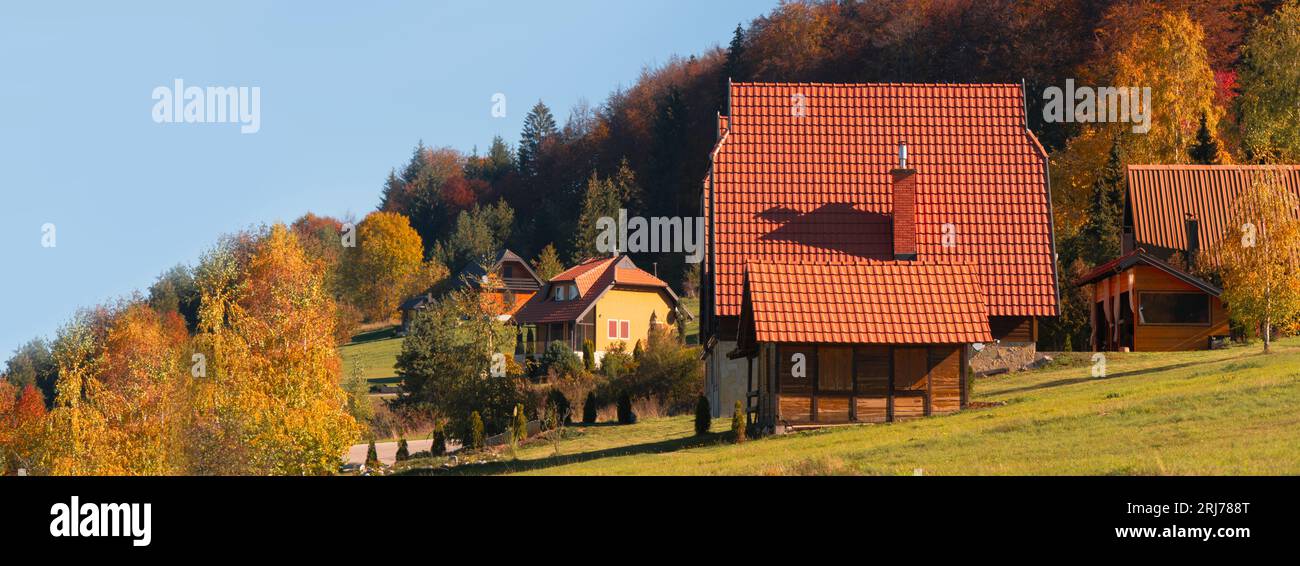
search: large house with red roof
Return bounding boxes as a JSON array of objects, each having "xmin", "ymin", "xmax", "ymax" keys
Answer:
[
  {"xmin": 701, "ymin": 82, "xmax": 1060, "ymax": 429},
  {"xmin": 1077, "ymin": 165, "xmax": 1300, "ymax": 352}
]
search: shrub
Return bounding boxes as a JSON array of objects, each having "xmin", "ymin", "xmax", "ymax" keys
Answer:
[
  {"xmin": 599, "ymin": 342, "xmax": 635, "ymax": 379},
  {"xmin": 469, "ymin": 411, "xmax": 485, "ymax": 450},
  {"xmin": 617, "ymin": 392, "xmax": 637, "ymax": 425},
  {"xmin": 694, "ymin": 395, "xmax": 711, "ymax": 436},
  {"xmin": 582, "ymin": 340, "xmax": 595, "ymax": 372},
  {"xmin": 513, "ymin": 403, "xmax": 527, "ymax": 442},
  {"xmin": 621, "ymin": 324, "xmax": 704, "ymax": 413},
  {"xmin": 731, "ymin": 401, "xmax": 746, "ymax": 443},
  {"xmin": 365, "ymin": 439, "xmax": 379, "ymax": 468},
  {"xmin": 546, "ymin": 389, "xmax": 572, "ymax": 426},
  {"xmin": 582, "ymin": 391, "xmax": 598, "ymax": 424},
  {"xmin": 542, "ymin": 340, "xmax": 583, "ymax": 378},
  {"xmin": 430, "ymin": 426, "xmax": 446, "ymax": 456},
  {"xmin": 395, "ymin": 438, "xmax": 410, "ymax": 462}
]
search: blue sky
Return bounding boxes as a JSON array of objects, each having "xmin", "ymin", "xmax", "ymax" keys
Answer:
[{"xmin": 0, "ymin": 1, "xmax": 776, "ymax": 357}]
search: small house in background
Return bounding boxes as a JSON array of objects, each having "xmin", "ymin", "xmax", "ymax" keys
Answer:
[
  {"xmin": 398, "ymin": 249, "xmax": 542, "ymax": 334},
  {"xmin": 1080, "ymin": 165, "xmax": 1300, "ymax": 351},
  {"xmin": 1076, "ymin": 249, "xmax": 1226, "ymax": 352},
  {"xmin": 733, "ymin": 262, "xmax": 989, "ymax": 431},
  {"xmin": 513, "ymin": 254, "xmax": 684, "ymax": 366},
  {"xmin": 450, "ymin": 249, "xmax": 543, "ymax": 320}
]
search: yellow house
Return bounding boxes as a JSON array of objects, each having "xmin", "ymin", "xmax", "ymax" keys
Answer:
[{"xmin": 513, "ymin": 254, "xmax": 683, "ymax": 364}]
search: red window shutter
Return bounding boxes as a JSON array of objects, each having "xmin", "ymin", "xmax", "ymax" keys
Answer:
[
  {"xmin": 620, "ymin": 321, "xmax": 630, "ymax": 339},
  {"xmin": 608, "ymin": 320, "xmax": 618, "ymax": 338}
]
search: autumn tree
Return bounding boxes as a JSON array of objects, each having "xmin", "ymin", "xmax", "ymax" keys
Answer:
[
  {"xmin": 1237, "ymin": 1, "xmax": 1300, "ymax": 162},
  {"xmin": 2, "ymin": 338, "xmax": 57, "ymax": 408},
  {"xmin": 190, "ymin": 225, "xmax": 361, "ymax": 475},
  {"xmin": 1216, "ymin": 170, "xmax": 1300, "ymax": 353},
  {"xmin": 340, "ymin": 211, "xmax": 435, "ymax": 322}
]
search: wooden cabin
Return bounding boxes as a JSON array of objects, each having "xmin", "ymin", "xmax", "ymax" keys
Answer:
[
  {"xmin": 700, "ymin": 82, "xmax": 1060, "ymax": 420},
  {"xmin": 1077, "ymin": 165, "xmax": 1300, "ymax": 351},
  {"xmin": 1077, "ymin": 250, "xmax": 1228, "ymax": 352},
  {"xmin": 732, "ymin": 262, "xmax": 989, "ymax": 431}
]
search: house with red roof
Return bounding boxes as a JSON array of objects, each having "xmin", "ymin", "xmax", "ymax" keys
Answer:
[
  {"xmin": 1077, "ymin": 165, "xmax": 1300, "ymax": 352},
  {"xmin": 514, "ymin": 254, "xmax": 683, "ymax": 366},
  {"xmin": 701, "ymin": 82, "xmax": 1060, "ymax": 429}
]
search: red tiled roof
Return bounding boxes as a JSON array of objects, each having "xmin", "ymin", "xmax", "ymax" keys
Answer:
[
  {"xmin": 708, "ymin": 82, "xmax": 1058, "ymax": 318},
  {"xmin": 744, "ymin": 262, "xmax": 992, "ymax": 344},
  {"xmin": 1126, "ymin": 165, "xmax": 1300, "ymax": 257},
  {"xmin": 514, "ymin": 256, "xmax": 672, "ymax": 324}
]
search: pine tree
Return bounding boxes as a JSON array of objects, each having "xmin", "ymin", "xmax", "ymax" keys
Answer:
[
  {"xmin": 395, "ymin": 437, "xmax": 410, "ymax": 462},
  {"xmin": 1188, "ymin": 112, "xmax": 1220, "ymax": 165},
  {"xmin": 469, "ymin": 411, "xmax": 485, "ymax": 450},
  {"xmin": 571, "ymin": 172, "xmax": 622, "ymax": 263},
  {"xmin": 694, "ymin": 395, "xmax": 711, "ymax": 436},
  {"xmin": 365, "ymin": 439, "xmax": 379, "ymax": 468},
  {"xmin": 582, "ymin": 340, "xmax": 596, "ymax": 372},
  {"xmin": 582, "ymin": 391, "xmax": 598, "ymax": 424},
  {"xmin": 531, "ymin": 243, "xmax": 565, "ymax": 280},
  {"xmin": 1078, "ymin": 139, "xmax": 1126, "ymax": 266},
  {"xmin": 518, "ymin": 101, "xmax": 557, "ymax": 179},
  {"xmin": 731, "ymin": 401, "xmax": 746, "ymax": 443}
]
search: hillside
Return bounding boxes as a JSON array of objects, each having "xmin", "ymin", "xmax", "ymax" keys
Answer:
[{"xmin": 401, "ymin": 337, "xmax": 1300, "ymax": 475}]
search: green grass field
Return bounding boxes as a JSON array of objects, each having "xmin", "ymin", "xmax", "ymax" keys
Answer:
[
  {"xmin": 402, "ymin": 337, "xmax": 1300, "ymax": 475},
  {"xmin": 681, "ymin": 296, "xmax": 699, "ymax": 344},
  {"xmin": 339, "ymin": 326, "xmax": 404, "ymax": 386}
]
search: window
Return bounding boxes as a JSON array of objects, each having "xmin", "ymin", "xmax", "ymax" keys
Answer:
[
  {"xmin": 568, "ymin": 285, "xmax": 579, "ymax": 300},
  {"xmin": 607, "ymin": 319, "xmax": 630, "ymax": 339},
  {"xmin": 552, "ymin": 285, "xmax": 563, "ymax": 301},
  {"xmin": 1139, "ymin": 292, "xmax": 1210, "ymax": 325}
]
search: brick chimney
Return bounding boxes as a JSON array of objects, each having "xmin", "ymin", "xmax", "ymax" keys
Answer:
[
  {"xmin": 1184, "ymin": 212, "xmax": 1199, "ymax": 269},
  {"xmin": 892, "ymin": 141, "xmax": 918, "ymax": 261}
]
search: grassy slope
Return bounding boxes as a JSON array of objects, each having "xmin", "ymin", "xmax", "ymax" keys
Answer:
[
  {"xmin": 409, "ymin": 337, "xmax": 1300, "ymax": 475},
  {"xmin": 339, "ymin": 326, "xmax": 404, "ymax": 385}
]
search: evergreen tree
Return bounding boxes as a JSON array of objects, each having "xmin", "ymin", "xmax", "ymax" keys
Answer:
[
  {"xmin": 469, "ymin": 411, "xmax": 485, "ymax": 450},
  {"xmin": 582, "ymin": 391, "xmax": 598, "ymax": 424},
  {"xmin": 1078, "ymin": 139, "xmax": 1125, "ymax": 266},
  {"xmin": 582, "ymin": 340, "xmax": 596, "ymax": 372},
  {"xmin": 365, "ymin": 439, "xmax": 379, "ymax": 468},
  {"xmin": 1188, "ymin": 112, "xmax": 1220, "ymax": 165},
  {"xmin": 571, "ymin": 172, "xmax": 622, "ymax": 263},
  {"xmin": 531, "ymin": 243, "xmax": 565, "ymax": 280},
  {"xmin": 512, "ymin": 403, "xmax": 528, "ymax": 443},
  {"xmin": 731, "ymin": 401, "xmax": 746, "ymax": 443},
  {"xmin": 395, "ymin": 437, "xmax": 410, "ymax": 462},
  {"xmin": 518, "ymin": 101, "xmax": 558, "ymax": 179},
  {"xmin": 722, "ymin": 23, "xmax": 748, "ymax": 99},
  {"xmin": 430, "ymin": 426, "xmax": 446, "ymax": 457},
  {"xmin": 694, "ymin": 395, "xmax": 711, "ymax": 436}
]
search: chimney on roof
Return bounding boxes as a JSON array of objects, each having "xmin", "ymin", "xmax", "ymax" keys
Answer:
[
  {"xmin": 892, "ymin": 141, "xmax": 918, "ymax": 261},
  {"xmin": 1184, "ymin": 213, "xmax": 1199, "ymax": 269}
]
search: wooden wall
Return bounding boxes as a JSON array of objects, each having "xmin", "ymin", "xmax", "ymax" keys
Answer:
[
  {"xmin": 990, "ymin": 316, "xmax": 1036, "ymax": 342},
  {"xmin": 765, "ymin": 343, "xmax": 965, "ymax": 427},
  {"xmin": 1093, "ymin": 266, "xmax": 1230, "ymax": 351}
]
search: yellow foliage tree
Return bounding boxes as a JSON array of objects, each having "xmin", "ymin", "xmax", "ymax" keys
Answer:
[
  {"xmin": 1051, "ymin": 10, "xmax": 1225, "ymax": 237},
  {"xmin": 1216, "ymin": 170, "xmax": 1300, "ymax": 353},
  {"xmin": 194, "ymin": 224, "xmax": 361, "ymax": 474},
  {"xmin": 339, "ymin": 211, "xmax": 434, "ymax": 322},
  {"xmin": 29, "ymin": 304, "xmax": 189, "ymax": 476}
]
